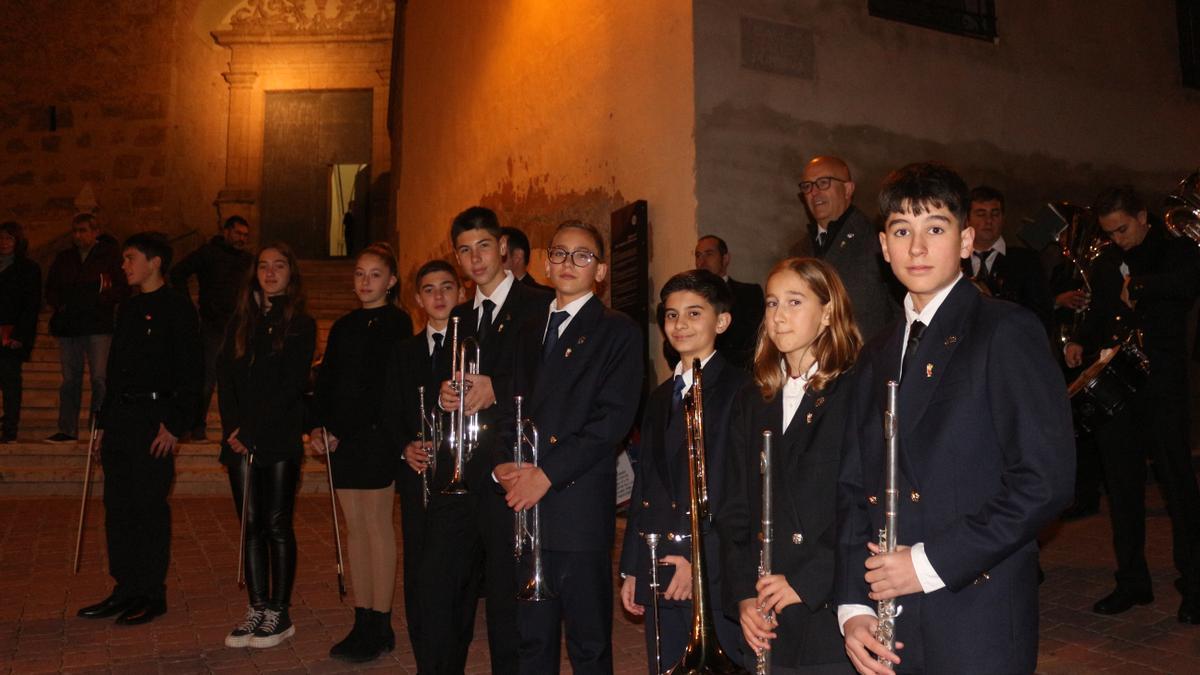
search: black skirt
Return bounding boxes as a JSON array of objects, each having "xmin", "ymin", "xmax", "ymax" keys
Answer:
[{"xmin": 329, "ymin": 425, "xmax": 396, "ymax": 490}]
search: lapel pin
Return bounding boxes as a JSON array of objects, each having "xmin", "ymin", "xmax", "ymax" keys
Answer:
[
  {"xmin": 806, "ymin": 412, "xmax": 813, "ymax": 424},
  {"xmin": 839, "ymin": 240, "xmax": 847, "ymax": 248},
  {"xmin": 926, "ymin": 363, "xmax": 934, "ymax": 378},
  {"xmin": 267, "ymin": 326, "xmax": 274, "ymax": 335},
  {"xmin": 144, "ymin": 314, "xmax": 152, "ymax": 321},
  {"xmin": 564, "ymin": 347, "xmax": 572, "ymax": 358},
  {"xmin": 814, "ymin": 396, "xmax": 825, "ymax": 408},
  {"xmin": 944, "ymin": 335, "xmax": 958, "ymax": 346},
  {"xmin": 497, "ymin": 323, "xmax": 505, "ymax": 333},
  {"xmin": 577, "ymin": 336, "xmax": 587, "ymax": 344}
]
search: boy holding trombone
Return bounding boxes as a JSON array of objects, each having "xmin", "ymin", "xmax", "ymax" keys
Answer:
[{"xmin": 619, "ymin": 269, "xmax": 749, "ymax": 673}]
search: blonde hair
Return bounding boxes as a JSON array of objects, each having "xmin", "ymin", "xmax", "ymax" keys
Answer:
[{"xmin": 753, "ymin": 257, "xmax": 862, "ymax": 399}]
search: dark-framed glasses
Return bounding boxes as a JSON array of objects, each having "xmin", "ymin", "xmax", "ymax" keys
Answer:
[
  {"xmin": 797, "ymin": 176, "xmax": 847, "ymax": 195},
  {"xmin": 547, "ymin": 247, "xmax": 598, "ymax": 267}
]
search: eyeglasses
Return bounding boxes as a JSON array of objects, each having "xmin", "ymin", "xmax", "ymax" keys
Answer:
[
  {"xmin": 547, "ymin": 247, "xmax": 599, "ymax": 267},
  {"xmin": 797, "ymin": 176, "xmax": 848, "ymax": 195}
]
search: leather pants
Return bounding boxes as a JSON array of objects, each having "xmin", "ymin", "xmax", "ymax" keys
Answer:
[{"xmin": 228, "ymin": 456, "xmax": 300, "ymax": 608}]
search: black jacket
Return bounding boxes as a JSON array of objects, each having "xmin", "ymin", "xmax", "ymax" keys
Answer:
[
  {"xmin": 719, "ymin": 278, "xmax": 765, "ymax": 369},
  {"xmin": 384, "ymin": 329, "xmax": 444, "ymax": 487},
  {"xmin": 217, "ymin": 303, "xmax": 316, "ymax": 465},
  {"xmin": 0, "ymin": 255, "xmax": 41, "ymax": 361},
  {"xmin": 717, "ymin": 376, "xmax": 852, "ymax": 667},
  {"xmin": 170, "ymin": 235, "xmax": 254, "ymax": 331},
  {"xmin": 45, "ymin": 239, "xmax": 128, "ymax": 336},
  {"xmin": 961, "ymin": 244, "xmax": 1053, "ymax": 331}
]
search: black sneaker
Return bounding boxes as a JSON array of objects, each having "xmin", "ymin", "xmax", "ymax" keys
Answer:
[
  {"xmin": 225, "ymin": 605, "xmax": 266, "ymax": 648},
  {"xmin": 45, "ymin": 433, "xmax": 77, "ymax": 444},
  {"xmin": 248, "ymin": 607, "xmax": 294, "ymax": 648}
]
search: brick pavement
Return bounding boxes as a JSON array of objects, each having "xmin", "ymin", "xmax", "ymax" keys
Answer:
[{"xmin": 1, "ymin": 489, "xmax": 1199, "ymax": 674}]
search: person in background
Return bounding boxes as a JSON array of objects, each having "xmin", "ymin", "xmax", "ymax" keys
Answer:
[
  {"xmin": 691, "ymin": 235, "xmax": 765, "ymax": 370},
  {"xmin": 0, "ymin": 221, "xmax": 42, "ymax": 443},
  {"xmin": 44, "ymin": 212, "xmax": 128, "ymax": 443},
  {"xmin": 171, "ymin": 216, "xmax": 253, "ymax": 440},
  {"xmin": 502, "ymin": 226, "xmax": 552, "ymax": 292}
]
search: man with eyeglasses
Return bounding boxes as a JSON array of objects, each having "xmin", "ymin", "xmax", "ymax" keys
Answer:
[
  {"xmin": 794, "ymin": 155, "xmax": 898, "ymax": 340},
  {"xmin": 1064, "ymin": 186, "xmax": 1200, "ymax": 625}
]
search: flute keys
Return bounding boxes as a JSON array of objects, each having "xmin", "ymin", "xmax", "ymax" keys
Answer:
[{"xmin": 791, "ymin": 533, "xmax": 804, "ymax": 545}]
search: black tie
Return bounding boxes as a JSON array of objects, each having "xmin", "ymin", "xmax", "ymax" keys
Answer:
[
  {"xmin": 430, "ymin": 332, "xmax": 445, "ymax": 373},
  {"xmin": 974, "ymin": 250, "xmax": 993, "ymax": 280},
  {"xmin": 816, "ymin": 230, "xmax": 827, "ymax": 252},
  {"xmin": 478, "ymin": 299, "xmax": 496, "ymax": 341},
  {"xmin": 900, "ymin": 320, "xmax": 927, "ymax": 382},
  {"xmin": 542, "ymin": 311, "xmax": 569, "ymax": 361},
  {"xmin": 669, "ymin": 374, "xmax": 686, "ymax": 423}
]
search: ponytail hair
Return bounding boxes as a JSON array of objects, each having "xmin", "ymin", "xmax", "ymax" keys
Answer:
[{"xmin": 357, "ymin": 241, "xmax": 401, "ymax": 305}]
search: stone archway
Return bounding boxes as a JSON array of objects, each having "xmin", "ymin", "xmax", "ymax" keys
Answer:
[{"xmin": 208, "ymin": 0, "xmax": 395, "ymax": 255}]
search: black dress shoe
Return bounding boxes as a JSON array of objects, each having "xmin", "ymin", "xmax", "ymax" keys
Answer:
[
  {"xmin": 115, "ymin": 596, "xmax": 166, "ymax": 626},
  {"xmin": 1060, "ymin": 501, "xmax": 1100, "ymax": 521},
  {"xmin": 1179, "ymin": 596, "xmax": 1200, "ymax": 624},
  {"xmin": 1093, "ymin": 588, "xmax": 1153, "ymax": 615},
  {"xmin": 77, "ymin": 593, "xmax": 136, "ymax": 619}
]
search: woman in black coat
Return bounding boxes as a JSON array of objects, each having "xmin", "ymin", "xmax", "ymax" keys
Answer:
[
  {"xmin": 311, "ymin": 242, "xmax": 414, "ymax": 663},
  {"xmin": 217, "ymin": 242, "xmax": 316, "ymax": 649},
  {"xmin": 0, "ymin": 221, "xmax": 42, "ymax": 442},
  {"xmin": 717, "ymin": 257, "xmax": 861, "ymax": 674}
]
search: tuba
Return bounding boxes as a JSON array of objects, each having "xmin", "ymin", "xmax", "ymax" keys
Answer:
[
  {"xmin": 443, "ymin": 316, "xmax": 480, "ymax": 495},
  {"xmin": 513, "ymin": 394, "xmax": 554, "ymax": 602},
  {"xmin": 1040, "ymin": 202, "xmax": 1108, "ymax": 346},
  {"xmin": 666, "ymin": 359, "xmax": 748, "ymax": 675},
  {"xmin": 1164, "ymin": 170, "xmax": 1200, "ymax": 247}
]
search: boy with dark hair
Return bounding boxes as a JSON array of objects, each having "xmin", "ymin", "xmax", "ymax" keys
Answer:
[
  {"xmin": 496, "ymin": 218, "xmax": 644, "ymax": 674},
  {"xmin": 421, "ymin": 207, "xmax": 552, "ymax": 675},
  {"xmin": 835, "ymin": 163, "xmax": 1073, "ymax": 674},
  {"xmin": 619, "ymin": 269, "xmax": 748, "ymax": 672},
  {"xmin": 78, "ymin": 232, "xmax": 202, "ymax": 626},
  {"xmin": 384, "ymin": 258, "xmax": 464, "ymax": 664},
  {"xmin": 962, "ymin": 185, "xmax": 1052, "ymax": 327}
]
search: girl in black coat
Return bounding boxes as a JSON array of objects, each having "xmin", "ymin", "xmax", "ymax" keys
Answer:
[
  {"xmin": 311, "ymin": 242, "xmax": 413, "ymax": 663},
  {"xmin": 717, "ymin": 257, "xmax": 861, "ymax": 674},
  {"xmin": 218, "ymin": 243, "xmax": 316, "ymax": 649}
]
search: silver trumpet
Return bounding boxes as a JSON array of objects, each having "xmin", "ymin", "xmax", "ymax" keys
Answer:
[
  {"xmin": 644, "ymin": 531, "xmax": 664, "ymax": 675},
  {"xmin": 443, "ymin": 316, "xmax": 480, "ymax": 496},
  {"xmin": 756, "ymin": 430, "xmax": 773, "ymax": 675},
  {"xmin": 513, "ymin": 395, "xmax": 553, "ymax": 601},
  {"xmin": 417, "ymin": 385, "xmax": 441, "ymax": 508},
  {"xmin": 875, "ymin": 381, "xmax": 901, "ymax": 668}
]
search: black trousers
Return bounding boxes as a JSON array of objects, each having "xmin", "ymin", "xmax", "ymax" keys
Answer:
[
  {"xmin": 227, "ymin": 456, "xmax": 300, "ymax": 608},
  {"xmin": 518, "ymin": 549, "xmax": 613, "ymax": 675},
  {"xmin": 641, "ymin": 588, "xmax": 744, "ymax": 674},
  {"xmin": 396, "ymin": 466, "xmax": 427, "ymax": 666},
  {"xmin": 196, "ymin": 325, "xmax": 224, "ymax": 434},
  {"xmin": 1096, "ymin": 365, "xmax": 1200, "ymax": 595},
  {"xmin": 417, "ymin": 488, "xmax": 519, "ymax": 675},
  {"xmin": 101, "ymin": 421, "xmax": 175, "ymax": 599},
  {"xmin": 0, "ymin": 350, "xmax": 22, "ymax": 437}
]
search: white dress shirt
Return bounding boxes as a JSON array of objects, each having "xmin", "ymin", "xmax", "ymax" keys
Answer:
[
  {"xmin": 474, "ymin": 270, "xmax": 515, "ymax": 329},
  {"xmin": 543, "ymin": 292, "xmax": 593, "ymax": 341},
  {"xmin": 425, "ymin": 324, "xmax": 447, "ymax": 357},
  {"xmin": 969, "ymin": 236, "xmax": 1006, "ymax": 276},
  {"xmin": 673, "ymin": 350, "xmax": 718, "ymax": 399},
  {"xmin": 781, "ymin": 361, "xmax": 818, "ymax": 431},
  {"xmin": 838, "ymin": 274, "xmax": 961, "ymax": 634}
]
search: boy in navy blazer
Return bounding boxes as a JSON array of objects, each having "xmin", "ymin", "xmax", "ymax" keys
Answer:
[
  {"xmin": 496, "ymin": 220, "xmax": 644, "ymax": 675},
  {"xmin": 835, "ymin": 163, "xmax": 1074, "ymax": 674},
  {"xmin": 619, "ymin": 269, "xmax": 749, "ymax": 672}
]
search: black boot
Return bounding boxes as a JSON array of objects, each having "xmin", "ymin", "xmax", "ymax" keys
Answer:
[
  {"xmin": 376, "ymin": 610, "xmax": 395, "ymax": 654},
  {"xmin": 341, "ymin": 609, "xmax": 391, "ymax": 663},
  {"xmin": 329, "ymin": 607, "xmax": 368, "ymax": 659}
]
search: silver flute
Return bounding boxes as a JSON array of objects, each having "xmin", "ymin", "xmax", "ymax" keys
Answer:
[
  {"xmin": 875, "ymin": 381, "xmax": 901, "ymax": 667},
  {"xmin": 756, "ymin": 429, "xmax": 773, "ymax": 675}
]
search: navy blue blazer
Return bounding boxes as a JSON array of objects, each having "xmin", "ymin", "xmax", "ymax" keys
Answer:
[
  {"xmin": 717, "ymin": 375, "xmax": 852, "ymax": 668},
  {"xmin": 835, "ymin": 277, "xmax": 1074, "ymax": 674},
  {"xmin": 618, "ymin": 352, "xmax": 750, "ymax": 606},
  {"xmin": 504, "ymin": 294, "xmax": 644, "ymax": 552}
]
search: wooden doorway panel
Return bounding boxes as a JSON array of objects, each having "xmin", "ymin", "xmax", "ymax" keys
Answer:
[{"xmin": 261, "ymin": 90, "xmax": 373, "ymax": 258}]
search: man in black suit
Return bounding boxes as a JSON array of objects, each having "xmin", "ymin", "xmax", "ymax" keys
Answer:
[
  {"xmin": 384, "ymin": 259, "xmax": 464, "ymax": 666},
  {"xmin": 836, "ymin": 163, "xmax": 1074, "ymax": 674},
  {"xmin": 496, "ymin": 220, "xmax": 644, "ymax": 675},
  {"xmin": 1064, "ymin": 186, "xmax": 1200, "ymax": 623},
  {"xmin": 422, "ymin": 207, "xmax": 553, "ymax": 675},
  {"xmin": 502, "ymin": 226, "xmax": 552, "ymax": 292},
  {"xmin": 693, "ymin": 235, "xmax": 764, "ymax": 369},
  {"xmin": 795, "ymin": 155, "xmax": 899, "ymax": 341},
  {"xmin": 962, "ymin": 186, "xmax": 1053, "ymax": 329},
  {"xmin": 619, "ymin": 270, "xmax": 749, "ymax": 671}
]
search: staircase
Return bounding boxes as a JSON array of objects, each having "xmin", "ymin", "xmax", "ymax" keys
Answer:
[{"xmin": 0, "ymin": 259, "xmax": 361, "ymax": 496}]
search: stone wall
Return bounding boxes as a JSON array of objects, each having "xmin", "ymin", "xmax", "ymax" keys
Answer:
[
  {"xmin": 390, "ymin": 1, "xmax": 697, "ymax": 377},
  {"xmin": 693, "ymin": 0, "xmax": 1200, "ymax": 282},
  {"xmin": 0, "ymin": 0, "xmax": 229, "ymax": 259}
]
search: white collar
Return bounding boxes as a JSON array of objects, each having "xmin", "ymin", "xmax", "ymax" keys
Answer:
[
  {"xmin": 904, "ymin": 272, "xmax": 963, "ymax": 327},
  {"xmin": 975, "ymin": 236, "xmax": 1006, "ymax": 256},
  {"xmin": 781, "ymin": 360, "xmax": 818, "ymax": 389},
  {"xmin": 550, "ymin": 291, "xmax": 593, "ymax": 317},
  {"xmin": 474, "ymin": 270, "xmax": 515, "ymax": 312},
  {"xmin": 674, "ymin": 350, "xmax": 717, "ymax": 392}
]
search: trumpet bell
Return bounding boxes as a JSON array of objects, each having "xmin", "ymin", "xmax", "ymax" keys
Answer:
[{"xmin": 515, "ymin": 569, "xmax": 556, "ymax": 602}]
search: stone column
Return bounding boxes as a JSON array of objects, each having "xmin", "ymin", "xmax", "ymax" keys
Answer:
[{"xmin": 215, "ymin": 68, "xmax": 258, "ymax": 226}]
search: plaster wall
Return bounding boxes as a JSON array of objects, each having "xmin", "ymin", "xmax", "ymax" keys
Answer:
[
  {"xmin": 392, "ymin": 0, "xmax": 698, "ymax": 375},
  {"xmin": 693, "ymin": 0, "xmax": 1200, "ymax": 283}
]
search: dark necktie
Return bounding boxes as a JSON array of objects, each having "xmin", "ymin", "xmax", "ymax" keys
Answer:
[
  {"xmin": 542, "ymin": 311, "xmax": 569, "ymax": 361},
  {"xmin": 477, "ymin": 299, "xmax": 496, "ymax": 341},
  {"xmin": 900, "ymin": 320, "xmax": 927, "ymax": 382},
  {"xmin": 816, "ymin": 230, "xmax": 827, "ymax": 252},
  {"xmin": 974, "ymin": 250, "xmax": 993, "ymax": 280},
  {"xmin": 430, "ymin": 332, "xmax": 445, "ymax": 373},
  {"xmin": 669, "ymin": 374, "xmax": 686, "ymax": 423}
]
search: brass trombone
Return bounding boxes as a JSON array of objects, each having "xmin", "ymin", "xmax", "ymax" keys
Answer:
[
  {"xmin": 512, "ymin": 395, "xmax": 553, "ymax": 602},
  {"xmin": 443, "ymin": 316, "xmax": 480, "ymax": 495},
  {"xmin": 666, "ymin": 358, "xmax": 747, "ymax": 674}
]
